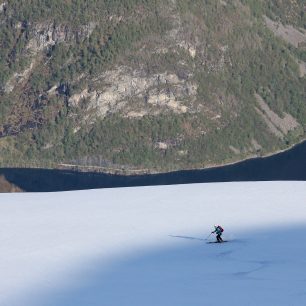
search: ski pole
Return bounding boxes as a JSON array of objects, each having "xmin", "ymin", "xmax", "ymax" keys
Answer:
[{"xmin": 205, "ymin": 232, "xmax": 213, "ymax": 240}]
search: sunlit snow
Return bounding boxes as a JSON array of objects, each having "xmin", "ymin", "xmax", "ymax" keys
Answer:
[{"xmin": 0, "ymin": 182, "xmax": 306, "ymax": 305}]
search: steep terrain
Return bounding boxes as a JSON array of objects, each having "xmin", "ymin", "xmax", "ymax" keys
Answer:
[{"xmin": 0, "ymin": 0, "xmax": 305, "ymax": 172}]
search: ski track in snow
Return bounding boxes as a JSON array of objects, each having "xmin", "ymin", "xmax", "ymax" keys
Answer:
[{"xmin": 1, "ymin": 181, "xmax": 306, "ymax": 305}]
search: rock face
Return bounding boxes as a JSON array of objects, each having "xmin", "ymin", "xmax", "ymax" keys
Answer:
[
  {"xmin": 254, "ymin": 94, "xmax": 300, "ymax": 139},
  {"xmin": 4, "ymin": 20, "xmax": 96, "ymax": 93},
  {"xmin": 264, "ymin": 16, "xmax": 306, "ymax": 48},
  {"xmin": 69, "ymin": 66, "xmax": 198, "ymax": 119},
  {"xmin": 5, "ymin": 61, "xmax": 35, "ymax": 93},
  {"xmin": 27, "ymin": 22, "xmax": 96, "ymax": 52},
  {"xmin": 297, "ymin": 60, "xmax": 306, "ymax": 77},
  {"xmin": 0, "ymin": 2, "xmax": 6, "ymax": 12}
]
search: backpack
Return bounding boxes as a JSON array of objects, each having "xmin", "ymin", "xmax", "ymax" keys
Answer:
[{"xmin": 218, "ymin": 226, "xmax": 224, "ymax": 233}]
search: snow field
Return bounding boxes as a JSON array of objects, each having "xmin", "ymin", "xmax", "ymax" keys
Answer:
[{"xmin": 0, "ymin": 181, "xmax": 306, "ymax": 305}]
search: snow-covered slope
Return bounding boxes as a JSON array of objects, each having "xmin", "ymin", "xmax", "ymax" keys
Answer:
[{"xmin": 1, "ymin": 182, "xmax": 306, "ymax": 306}]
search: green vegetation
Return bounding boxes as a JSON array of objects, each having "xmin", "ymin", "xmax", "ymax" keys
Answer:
[
  {"xmin": 242, "ymin": 0, "xmax": 306, "ymax": 28},
  {"xmin": 0, "ymin": 0, "xmax": 305, "ymax": 173}
]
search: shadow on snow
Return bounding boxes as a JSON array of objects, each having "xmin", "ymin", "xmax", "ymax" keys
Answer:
[{"xmin": 18, "ymin": 225, "xmax": 306, "ymax": 306}]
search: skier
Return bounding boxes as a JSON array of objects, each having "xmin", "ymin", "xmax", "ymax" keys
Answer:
[{"xmin": 211, "ymin": 225, "xmax": 224, "ymax": 242}]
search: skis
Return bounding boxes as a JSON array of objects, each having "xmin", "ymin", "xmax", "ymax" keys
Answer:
[{"xmin": 207, "ymin": 240, "xmax": 228, "ymax": 244}]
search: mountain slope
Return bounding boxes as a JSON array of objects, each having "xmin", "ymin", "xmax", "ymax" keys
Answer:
[
  {"xmin": 0, "ymin": 182, "xmax": 306, "ymax": 305},
  {"xmin": 0, "ymin": 0, "xmax": 305, "ymax": 172}
]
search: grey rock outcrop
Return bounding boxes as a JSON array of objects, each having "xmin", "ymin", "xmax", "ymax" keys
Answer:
[
  {"xmin": 69, "ymin": 66, "xmax": 198, "ymax": 119},
  {"xmin": 27, "ymin": 22, "xmax": 96, "ymax": 52}
]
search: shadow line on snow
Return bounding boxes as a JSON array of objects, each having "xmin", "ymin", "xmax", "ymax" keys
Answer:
[
  {"xmin": 15, "ymin": 225, "xmax": 306, "ymax": 306},
  {"xmin": 168, "ymin": 235, "xmax": 206, "ymax": 241}
]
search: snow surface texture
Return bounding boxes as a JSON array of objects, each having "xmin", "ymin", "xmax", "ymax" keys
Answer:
[{"xmin": 1, "ymin": 182, "xmax": 306, "ymax": 306}]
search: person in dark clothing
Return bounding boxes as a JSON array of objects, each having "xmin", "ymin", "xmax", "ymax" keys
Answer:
[{"xmin": 212, "ymin": 225, "xmax": 224, "ymax": 242}]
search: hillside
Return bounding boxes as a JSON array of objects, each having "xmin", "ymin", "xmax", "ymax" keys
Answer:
[
  {"xmin": 0, "ymin": 182, "xmax": 306, "ymax": 305},
  {"xmin": 0, "ymin": 0, "xmax": 306, "ymax": 173},
  {"xmin": 0, "ymin": 174, "xmax": 22, "ymax": 192}
]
